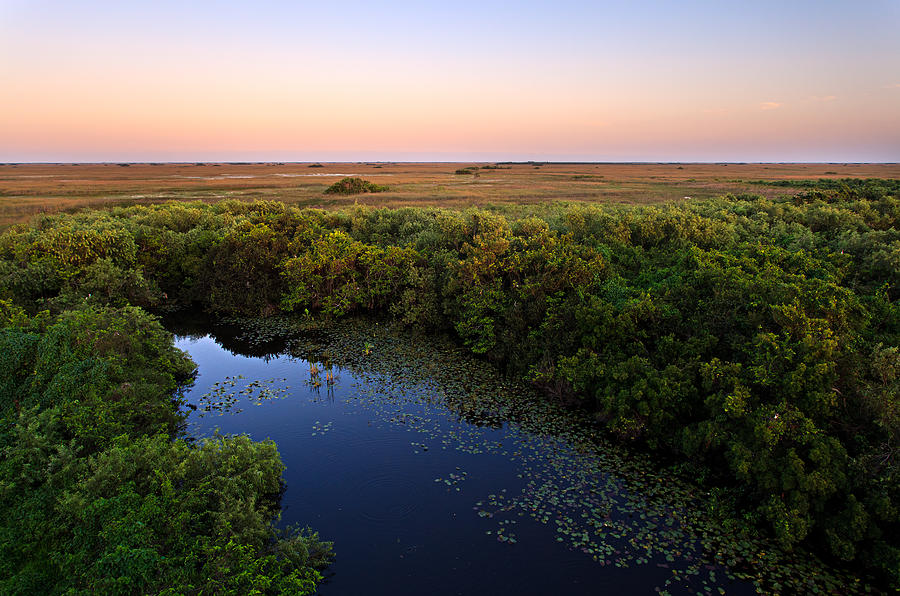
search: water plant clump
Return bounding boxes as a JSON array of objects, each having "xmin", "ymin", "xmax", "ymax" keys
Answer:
[
  {"xmin": 323, "ymin": 176, "xmax": 389, "ymax": 194},
  {"xmin": 194, "ymin": 375, "xmax": 290, "ymax": 416}
]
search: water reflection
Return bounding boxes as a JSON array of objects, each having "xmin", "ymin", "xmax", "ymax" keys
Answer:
[{"xmin": 164, "ymin": 312, "xmax": 773, "ymax": 595}]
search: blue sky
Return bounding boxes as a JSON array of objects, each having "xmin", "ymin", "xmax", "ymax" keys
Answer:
[{"xmin": 1, "ymin": 0, "xmax": 898, "ymax": 161}]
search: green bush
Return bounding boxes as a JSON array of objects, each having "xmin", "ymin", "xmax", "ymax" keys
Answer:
[{"xmin": 323, "ymin": 177, "xmax": 388, "ymax": 195}]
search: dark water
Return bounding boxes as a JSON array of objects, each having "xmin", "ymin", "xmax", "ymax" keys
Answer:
[{"xmin": 168, "ymin": 315, "xmax": 757, "ymax": 595}]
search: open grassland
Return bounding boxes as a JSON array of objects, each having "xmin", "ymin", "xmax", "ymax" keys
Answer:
[{"xmin": 1, "ymin": 161, "xmax": 898, "ymax": 228}]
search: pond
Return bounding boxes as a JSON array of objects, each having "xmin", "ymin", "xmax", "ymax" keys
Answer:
[{"xmin": 164, "ymin": 314, "xmax": 848, "ymax": 595}]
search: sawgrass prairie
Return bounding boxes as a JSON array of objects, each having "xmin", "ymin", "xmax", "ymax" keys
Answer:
[{"xmin": 1, "ymin": 161, "xmax": 898, "ymax": 228}]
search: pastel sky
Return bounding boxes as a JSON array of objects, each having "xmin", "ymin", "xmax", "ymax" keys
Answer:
[{"xmin": 1, "ymin": 0, "xmax": 898, "ymax": 162}]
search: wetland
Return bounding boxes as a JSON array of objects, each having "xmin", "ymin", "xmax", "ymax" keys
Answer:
[
  {"xmin": 167, "ymin": 313, "xmax": 861, "ymax": 594},
  {"xmin": 2, "ymin": 180, "xmax": 898, "ymax": 593}
]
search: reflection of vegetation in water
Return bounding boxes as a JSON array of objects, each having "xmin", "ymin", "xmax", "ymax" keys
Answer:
[{"xmin": 229, "ymin": 315, "xmax": 866, "ymax": 594}]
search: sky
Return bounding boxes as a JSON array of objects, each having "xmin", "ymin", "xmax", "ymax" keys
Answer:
[{"xmin": 1, "ymin": 0, "xmax": 898, "ymax": 162}]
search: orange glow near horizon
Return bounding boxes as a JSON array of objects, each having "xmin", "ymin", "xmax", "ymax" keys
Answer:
[{"xmin": 2, "ymin": 1, "xmax": 898, "ymax": 162}]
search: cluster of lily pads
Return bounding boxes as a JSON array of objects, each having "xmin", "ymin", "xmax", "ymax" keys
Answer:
[
  {"xmin": 195, "ymin": 375, "xmax": 290, "ymax": 416},
  {"xmin": 434, "ymin": 468, "xmax": 468, "ymax": 491},
  {"xmin": 206, "ymin": 315, "xmax": 872, "ymax": 594},
  {"xmin": 310, "ymin": 420, "xmax": 334, "ymax": 437},
  {"xmin": 485, "ymin": 517, "xmax": 518, "ymax": 544}
]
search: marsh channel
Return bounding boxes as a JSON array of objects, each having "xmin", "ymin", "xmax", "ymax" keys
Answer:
[{"xmin": 163, "ymin": 313, "xmax": 853, "ymax": 595}]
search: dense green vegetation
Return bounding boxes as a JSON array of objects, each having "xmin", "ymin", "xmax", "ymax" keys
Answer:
[
  {"xmin": 323, "ymin": 177, "xmax": 389, "ymax": 195},
  {"xmin": 1, "ymin": 179, "xmax": 898, "ymax": 590},
  {"xmin": 0, "ymin": 307, "xmax": 333, "ymax": 587},
  {"xmin": 746, "ymin": 178, "xmax": 900, "ymax": 193}
]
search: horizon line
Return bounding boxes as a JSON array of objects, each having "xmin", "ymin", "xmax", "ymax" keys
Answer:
[{"xmin": 3, "ymin": 161, "xmax": 898, "ymax": 166}]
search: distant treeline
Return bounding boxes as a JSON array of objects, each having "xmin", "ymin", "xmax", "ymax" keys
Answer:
[{"xmin": 1, "ymin": 179, "xmax": 899, "ymax": 589}]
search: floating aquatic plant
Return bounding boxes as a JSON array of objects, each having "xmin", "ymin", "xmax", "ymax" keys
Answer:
[{"xmin": 194, "ymin": 375, "xmax": 289, "ymax": 417}]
